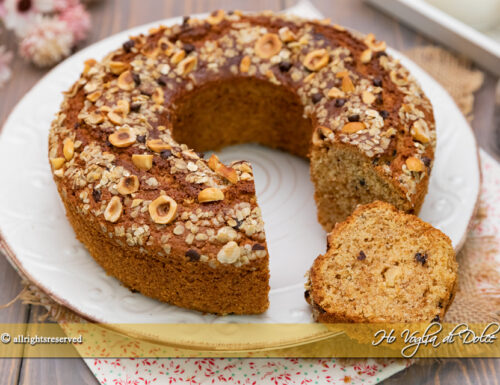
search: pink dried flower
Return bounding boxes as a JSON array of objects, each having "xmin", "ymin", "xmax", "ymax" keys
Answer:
[
  {"xmin": 52, "ymin": 0, "xmax": 78, "ymax": 12},
  {"xmin": 19, "ymin": 15, "xmax": 74, "ymax": 67},
  {"xmin": 1, "ymin": 0, "xmax": 38, "ymax": 37},
  {"xmin": 0, "ymin": 45, "xmax": 14, "ymax": 87},
  {"xmin": 58, "ymin": 3, "xmax": 90, "ymax": 42}
]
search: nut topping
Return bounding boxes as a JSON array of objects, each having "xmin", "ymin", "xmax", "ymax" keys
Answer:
[
  {"xmin": 327, "ymin": 87, "xmax": 344, "ymax": 99},
  {"xmin": 239, "ymin": 55, "xmax": 251, "ymax": 73},
  {"xmin": 86, "ymin": 90, "xmax": 102, "ymax": 102},
  {"xmin": 278, "ymin": 26, "xmax": 297, "ymax": 42},
  {"xmin": 109, "ymin": 61, "xmax": 128, "ymax": 75},
  {"xmin": 254, "ymin": 33, "xmax": 282, "ymax": 59},
  {"xmin": 207, "ymin": 9, "xmax": 225, "ymax": 25},
  {"xmin": 176, "ymin": 56, "xmax": 197, "ymax": 76},
  {"xmin": 171, "ymin": 50, "xmax": 186, "ymax": 65},
  {"xmin": 341, "ymin": 74, "xmax": 355, "ymax": 93},
  {"xmin": 341, "ymin": 122, "xmax": 366, "ymax": 134},
  {"xmin": 198, "ymin": 187, "xmax": 224, "ymax": 203},
  {"xmin": 303, "ymin": 49, "xmax": 329, "ymax": 71},
  {"xmin": 104, "ymin": 196, "xmax": 123, "ymax": 223},
  {"xmin": 107, "ymin": 111, "xmax": 124, "ymax": 125},
  {"xmin": 151, "ymin": 87, "xmax": 164, "ymax": 105},
  {"xmin": 148, "ymin": 195, "xmax": 177, "ymax": 224},
  {"xmin": 217, "ymin": 241, "xmax": 240, "ymax": 264},
  {"xmin": 360, "ymin": 49, "xmax": 372, "ymax": 63},
  {"xmin": 362, "ymin": 91, "xmax": 376, "ymax": 105},
  {"xmin": 147, "ymin": 139, "xmax": 171, "ymax": 152},
  {"xmin": 63, "ymin": 138, "xmax": 74, "ymax": 161},
  {"xmin": 117, "ymin": 175, "xmax": 139, "ymax": 195},
  {"xmin": 50, "ymin": 157, "xmax": 65, "ymax": 170},
  {"xmin": 132, "ymin": 154, "xmax": 153, "ymax": 171},
  {"xmin": 117, "ymin": 71, "xmax": 135, "ymax": 91},
  {"xmin": 84, "ymin": 112, "xmax": 104, "ymax": 125},
  {"xmin": 108, "ymin": 126, "xmax": 136, "ymax": 147},
  {"xmin": 411, "ymin": 119, "xmax": 430, "ymax": 143},
  {"xmin": 406, "ymin": 157, "xmax": 425, "ymax": 172},
  {"xmin": 208, "ymin": 154, "xmax": 239, "ymax": 184},
  {"xmin": 364, "ymin": 33, "xmax": 386, "ymax": 52}
]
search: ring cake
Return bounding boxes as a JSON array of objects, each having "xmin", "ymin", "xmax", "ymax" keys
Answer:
[{"xmin": 48, "ymin": 10, "xmax": 436, "ymax": 314}]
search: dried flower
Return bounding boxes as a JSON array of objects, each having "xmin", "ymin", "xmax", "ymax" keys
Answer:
[
  {"xmin": 0, "ymin": 45, "xmax": 13, "ymax": 88},
  {"xmin": 19, "ymin": 15, "xmax": 74, "ymax": 67},
  {"xmin": 58, "ymin": 3, "xmax": 90, "ymax": 42}
]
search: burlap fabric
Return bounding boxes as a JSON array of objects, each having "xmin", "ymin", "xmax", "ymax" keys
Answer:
[{"xmin": 1, "ymin": 46, "xmax": 499, "ymax": 324}]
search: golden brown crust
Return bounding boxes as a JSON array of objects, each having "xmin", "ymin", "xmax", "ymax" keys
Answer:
[{"xmin": 48, "ymin": 10, "xmax": 435, "ymax": 314}]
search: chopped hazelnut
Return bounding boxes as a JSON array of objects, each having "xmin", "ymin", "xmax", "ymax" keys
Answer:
[
  {"xmin": 254, "ymin": 33, "xmax": 282, "ymax": 59},
  {"xmin": 104, "ymin": 196, "xmax": 122, "ymax": 223},
  {"xmin": 198, "ymin": 187, "xmax": 224, "ymax": 203},
  {"xmin": 149, "ymin": 195, "xmax": 177, "ymax": 224}
]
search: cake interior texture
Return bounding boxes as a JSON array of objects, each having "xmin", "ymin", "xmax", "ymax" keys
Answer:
[{"xmin": 308, "ymin": 201, "xmax": 457, "ymax": 322}]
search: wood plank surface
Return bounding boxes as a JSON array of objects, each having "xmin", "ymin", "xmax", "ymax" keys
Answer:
[{"xmin": 0, "ymin": 0, "xmax": 498, "ymax": 384}]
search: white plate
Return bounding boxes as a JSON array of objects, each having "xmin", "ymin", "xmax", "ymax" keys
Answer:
[{"xmin": 0, "ymin": 12, "xmax": 480, "ymax": 329}]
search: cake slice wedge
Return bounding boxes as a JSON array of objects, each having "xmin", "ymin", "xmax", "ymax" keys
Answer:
[{"xmin": 306, "ymin": 201, "xmax": 457, "ymax": 323}]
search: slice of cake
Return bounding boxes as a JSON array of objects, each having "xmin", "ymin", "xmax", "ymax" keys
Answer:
[{"xmin": 306, "ymin": 201, "xmax": 457, "ymax": 322}]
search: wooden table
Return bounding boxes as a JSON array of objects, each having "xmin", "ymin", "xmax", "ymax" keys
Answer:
[{"xmin": 0, "ymin": 1, "xmax": 498, "ymax": 384}]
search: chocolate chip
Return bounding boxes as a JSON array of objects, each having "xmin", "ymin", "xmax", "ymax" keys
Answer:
[
  {"xmin": 74, "ymin": 122, "xmax": 81, "ymax": 129},
  {"xmin": 432, "ymin": 315, "xmax": 440, "ymax": 323},
  {"xmin": 422, "ymin": 157, "xmax": 431, "ymax": 167},
  {"xmin": 252, "ymin": 244, "xmax": 266, "ymax": 251},
  {"xmin": 334, "ymin": 98, "xmax": 346, "ymax": 107},
  {"xmin": 182, "ymin": 16, "xmax": 190, "ymax": 25},
  {"xmin": 373, "ymin": 77, "xmax": 382, "ymax": 87},
  {"xmin": 123, "ymin": 39, "xmax": 135, "ymax": 53},
  {"xmin": 161, "ymin": 150, "xmax": 172, "ymax": 159},
  {"xmin": 136, "ymin": 135, "xmax": 146, "ymax": 143},
  {"xmin": 348, "ymin": 114, "xmax": 360, "ymax": 122},
  {"xmin": 392, "ymin": 149, "xmax": 397, "ymax": 157},
  {"xmin": 375, "ymin": 51, "xmax": 387, "ymax": 58},
  {"xmin": 438, "ymin": 301, "xmax": 443, "ymax": 308},
  {"xmin": 279, "ymin": 61, "xmax": 292, "ymax": 72},
  {"xmin": 157, "ymin": 75, "xmax": 167, "ymax": 86},
  {"xmin": 132, "ymin": 72, "xmax": 141, "ymax": 85},
  {"xmin": 379, "ymin": 110, "xmax": 389, "ymax": 119},
  {"xmin": 357, "ymin": 251, "xmax": 367, "ymax": 261},
  {"xmin": 376, "ymin": 94, "xmax": 383, "ymax": 104},
  {"xmin": 140, "ymin": 87, "xmax": 152, "ymax": 97},
  {"xmin": 196, "ymin": 152, "xmax": 205, "ymax": 158},
  {"xmin": 130, "ymin": 103, "xmax": 141, "ymax": 112},
  {"xmin": 415, "ymin": 252, "xmax": 428, "ymax": 265},
  {"xmin": 183, "ymin": 43, "xmax": 195, "ymax": 54},
  {"xmin": 372, "ymin": 158, "xmax": 379, "ymax": 165},
  {"xmin": 304, "ymin": 290, "xmax": 310, "ymax": 300},
  {"xmin": 359, "ymin": 179, "xmax": 366, "ymax": 186},
  {"xmin": 185, "ymin": 249, "xmax": 200, "ymax": 261},
  {"xmin": 311, "ymin": 93, "xmax": 323, "ymax": 104},
  {"xmin": 92, "ymin": 189, "xmax": 101, "ymax": 202},
  {"xmin": 17, "ymin": 0, "xmax": 31, "ymax": 12}
]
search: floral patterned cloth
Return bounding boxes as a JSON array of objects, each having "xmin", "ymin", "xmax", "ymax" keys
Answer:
[{"xmin": 79, "ymin": 149, "xmax": 500, "ymax": 384}]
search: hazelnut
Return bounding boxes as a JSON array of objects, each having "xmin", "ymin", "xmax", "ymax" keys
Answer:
[
  {"xmin": 360, "ymin": 49, "xmax": 372, "ymax": 64},
  {"xmin": 362, "ymin": 91, "xmax": 376, "ymax": 105},
  {"xmin": 148, "ymin": 195, "xmax": 177, "ymax": 224},
  {"xmin": 176, "ymin": 56, "xmax": 197, "ymax": 76},
  {"xmin": 104, "ymin": 196, "xmax": 123, "ymax": 223},
  {"xmin": 198, "ymin": 187, "xmax": 224, "ymax": 203},
  {"xmin": 84, "ymin": 112, "xmax": 104, "ymax": 125},
  {"xmin": 117, "ymin": 70, "xmax": 135, "ymax": 91},
  {"xmin": 132, "ymin": 154, "xmax": 153, "ymax": 171},
  {"xmin": 141, "ymin": 41, "xmax": 159, "ymax": 58},
  {"xmin": 333, "ymin": 24, "xmax": 346, "ymax": 31},
  {"xmin": 86, "ymin": 90, "xmax": 102, "ymax": 102},
  {"xmin": 107, "ymin": 111, "xmax": 124, "ymax": 125},
  {"xmin": 341, "ymin": 122, "xmax": 366, "ymax": 134},
  {"xmin": 278, "ymin": 26, "xmax": 297, "ymax": 43},
  {"xmin": 63, "ymin": 138, "xmax": 74, "ymax": 161},
  {"xmin": 117, "ymin": 175, "xmax": 139, "ymax": 195},
  {"xmin": 83, "ymin": 58, "xmax": 97, "ymax": 76},
  {"xmin": 406, "ymin": 157, "xmax": 425, "ymax": 172},
  {"xmin": 115, "ymin": 100, "xmax": 130, "ymax": 116},
  {"xmin": 303, "ymin": 49, "xmax": 329, "ymax": 71},
  {"xmin": 171, "ymin": 50, "xmax": 186, "ymax": 65},
  {"xmin": 411, "ymin": 119, "xmax": 430, "ymax": 143},
  {"xmin": 217, "ymin": 241, "xmax": 240, "ymax": 264},
  {"xmin": 207, "ymin": 9, "xmax": 225, "ymax": 25},
  {"xmin": 109, "ymin": 61, "xmax": 128, "ymax": 75},
  {"xmin": 147, "ymin": 139, "xmax": 171, "ymax": 152},
  {"xmin": 390, "ymin": 70, "xmax": 407, "ymax": 86},
  {"xmin": 327, "ymin": 87, "xmax": 344, "ymax": 99},
  {"xmin": 50, "ymin": 157, "xmax": 65, "ymax": 170},
  {"xmin": 207, "ymin": 154, "xmax": 238, "ymax": 184},
  {"xmin": 364, "ymin": 33, "xmax": 386, "ymax": 52},
  {"xmin": 158, "ymin": 38, "xmax": 175, "ymax": 56},
  {"xmin": 109, "ymin": 126, "xmax": 136, "ymax": 148},
  {"xmin": 208, "ymin": 154, "xmax": 220, "ymax": 171},
  {"xmin": 239, "ymin": 55, "xmax": 251, "ymax": 73},
  {"xmin": 254, "ymin": 33, "xmax": 282, "ymax": 59},
  {"xmin": 312, "ymin": 126, "xmax": 333, "ymax": 146},
  {"xmin": 341, "ymin": 75, "xmax": 355, "ymax": 93},
  {"xmin": 152, "ymin": 87, "xmax": 164, "ymax": 105}
]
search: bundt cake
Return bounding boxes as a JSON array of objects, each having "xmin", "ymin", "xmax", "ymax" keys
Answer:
[
  {"xmin": 306, "ymin": 201, "xmax": 457, "ymax": 323},
  {"xmin": 48, "ymin": 10, "xmax": 436, "ymax": 314}
]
